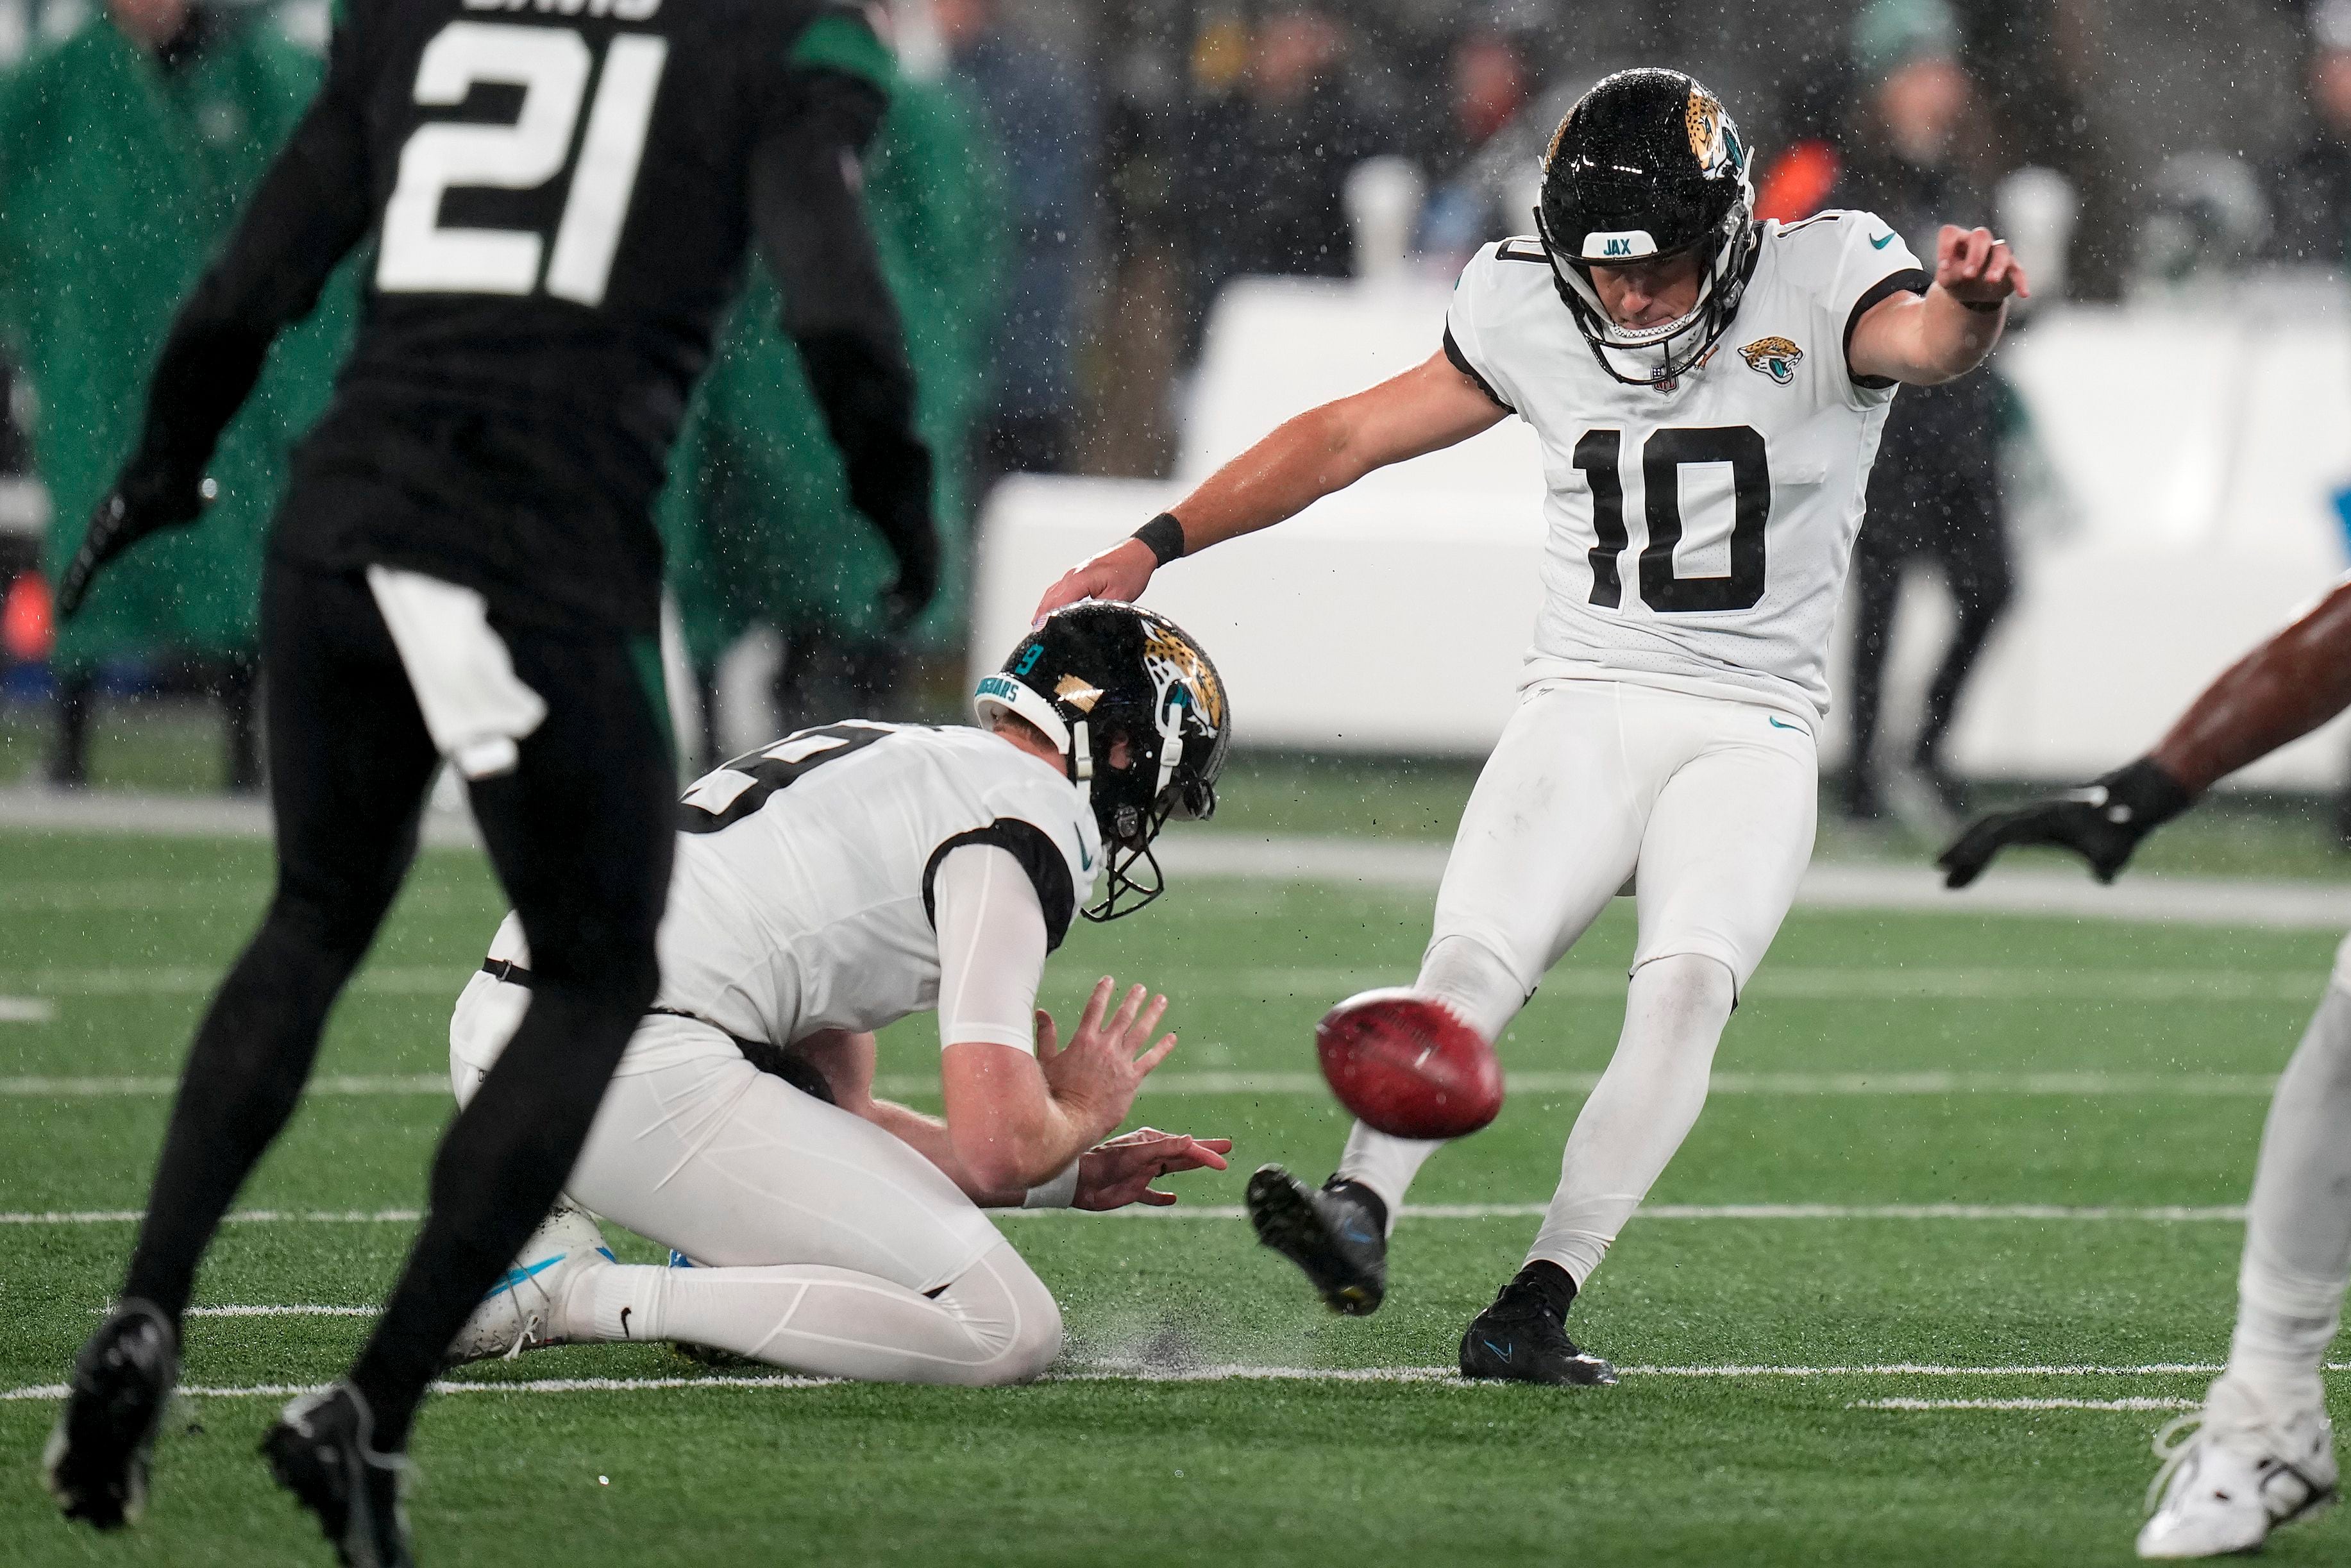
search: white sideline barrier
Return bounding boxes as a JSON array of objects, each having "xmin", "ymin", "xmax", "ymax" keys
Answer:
[{"xmin": 973, "ymin": 276, "xmax": 2351, "ymax": 784}]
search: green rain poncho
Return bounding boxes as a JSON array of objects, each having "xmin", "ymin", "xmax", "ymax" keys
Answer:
[
  {"xmin": 0, "ymin": 12, "xmax": 351, "ymax": 668},
  {"xmin": 660, "ymin": 69, "xmax": 1009, "ymax": 669}
]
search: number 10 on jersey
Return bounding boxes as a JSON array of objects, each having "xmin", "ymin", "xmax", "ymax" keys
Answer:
[{"xmin": 378, "ymin": 21, "xmax": 668, "ymax": 307}]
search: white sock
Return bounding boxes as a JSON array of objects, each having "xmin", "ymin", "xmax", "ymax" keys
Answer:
[
  {"xmin": 584, "ymin": 1240, "xmax": 1062, "ymax": 1387},
  {"xmin": 1524, "ymin": 953, "xmax": 1733, "ymax": 1286},
  {"xmin": 1332, "ymin": 935, "xmax": 1528, "ymax": 1227},
  {"xmin": 2225, "ymin": 979, "xmax": 2351, "ymax": 1410}
]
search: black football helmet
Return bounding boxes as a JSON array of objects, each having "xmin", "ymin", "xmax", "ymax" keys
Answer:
[
  {"xmin": 974, "ymin": 602, "xmax": 1231, "ymax": 920},
  {"xmin": 1535, "ymin": 67, "xmax": 1758, "ymax": 389}
]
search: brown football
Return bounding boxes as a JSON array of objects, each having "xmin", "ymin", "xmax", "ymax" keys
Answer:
[{"xmin": 1313, "ymin": 989, "xmax": 1503, "ymax": 1140}]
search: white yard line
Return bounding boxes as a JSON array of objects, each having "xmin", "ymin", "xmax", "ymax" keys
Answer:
[
  {"xmin": 4, "ymin": 1362, "xmax": 2339, "ymax": 1404},
  {"xmin": 0, "ymin": 997, "xmax": 54, "ymax": 1024},
  {"xmin": 0, "ymin": 1209, "xmax": 425, "ymax": 1226},
  {"xmin": 0, "ymin": 1069, "xmax": 2288, "ymax": 1100},
  {"xmin": 1852, "ymin": 1397, "xmax": 2200, "ymax": 1412},
  {"xmin": 0, "ymin": 1075, "xmax": 446, "ymax": 1097},
  {"xmin": 10, "ymin": 792, "xmax": 2351, "ymax": 927},
  {"xmin": 4, "ymin": 964, "xmax": 2325, "ymax": 1005},
  {"xmin": 0, "ymin": 1202, "xmax": 2250, "ymax": 1226}
]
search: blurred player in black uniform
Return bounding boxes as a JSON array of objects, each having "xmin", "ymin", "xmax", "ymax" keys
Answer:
[{"xmin": 42, "ymin": 3, "xmax": 936, "ymax": 1562}]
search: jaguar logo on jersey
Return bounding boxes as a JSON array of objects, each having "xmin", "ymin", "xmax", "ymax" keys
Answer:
[{"xmin": 1739, "ymin": 336, "xmax": 1803, "ymax": 384}]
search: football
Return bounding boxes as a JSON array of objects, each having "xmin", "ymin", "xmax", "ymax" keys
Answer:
[{"xmin": 1314, "ymin": 989, "xmax": 1504, "ymax": 1140}]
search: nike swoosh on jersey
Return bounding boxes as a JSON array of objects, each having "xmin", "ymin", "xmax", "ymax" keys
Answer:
[
  {"xmin": 1869, "ymin": 232, "xmax": 1896, "ymax": 249},
  {"xmin": 1075, "ymin": 825, "xmax": 1095, "ymax": 872}
]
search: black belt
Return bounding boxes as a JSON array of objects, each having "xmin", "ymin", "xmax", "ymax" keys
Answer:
[{"xmin": 479, "ymin": 957, "xmax": 836, "ymax": 1106}]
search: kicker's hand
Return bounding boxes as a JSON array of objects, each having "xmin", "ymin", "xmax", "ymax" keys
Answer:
[
  {"xmin": 56, "ymin": 473, "xmax": 214, "ymax": 619},
  {"xmin": 1035, "ymin": 977, "xmax": 1177, "ymax": 1147},
  {"xmin": 1033, "ymin": 539, "xmax": 1155, "ymax": 623},
  {"xmin": 1937, "ymin": 758, "xmax": 2193, "ymax": 889},
  {"xmin": 1934, "ymin": 224, "xmax": 2029, "ymax": 307},
  {"xmin": 1074, "ymin": 1127, "xmax": 1233, "ymax": 1211}
]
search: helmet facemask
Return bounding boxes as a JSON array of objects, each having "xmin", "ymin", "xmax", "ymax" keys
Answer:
[{"xmin": 1536, "ymin": 201, "xmax": 1755, "ymax": 389}]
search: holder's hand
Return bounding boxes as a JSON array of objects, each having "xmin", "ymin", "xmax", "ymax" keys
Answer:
[{"xmin": 1074, "ymin": 1127, "xmax": 1232, "ymax": 1210}]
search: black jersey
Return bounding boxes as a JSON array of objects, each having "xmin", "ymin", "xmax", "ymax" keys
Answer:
[{"xmin": 121, "ymin": 0, "xmax": 930, "ymax": 634}]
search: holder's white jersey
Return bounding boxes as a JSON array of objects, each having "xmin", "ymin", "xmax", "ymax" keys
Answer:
[
  {"xmin": 477, "ymin": 723, "xmax": 1101, "ymax": 1072},
  {"xmin": 1444, "ymin": 212, "xmax": 1928, "ymax": 718}
]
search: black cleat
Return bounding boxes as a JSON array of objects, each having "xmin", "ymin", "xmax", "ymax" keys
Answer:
[
  {"xmin": 261, "ymin": 1383, "xmax": 414, "ymax": 1568},
  {"xmin": 1458, "ymin": 1267, "xmax": 1617, "ymax": 1386},
  {"xmin": 44, "ymin": 1298, "xmax": 180, "ymax": 1530},
  {"xmin": 1245, "ymin": 1165, "xmax": 1388, "ymax": 1317}
]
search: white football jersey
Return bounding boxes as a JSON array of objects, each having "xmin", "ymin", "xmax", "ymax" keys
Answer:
[
  {"xmin": 1444, "ymin": 212, "xmax": 1928, "ymax": 718},
  {"xmin": 480, "ymin": 723, "xmax": 1101, "ymax": 1070}
]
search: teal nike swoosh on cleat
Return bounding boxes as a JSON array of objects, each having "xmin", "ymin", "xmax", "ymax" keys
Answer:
[
  {"xmin": 480, "ymin": 1253, "xmax": 564, "ymax": 1301},
  {"xmin": 1869, "ymin": 231, "xmax": 1895, "ymax": 248},
  {"xmin": 1483, "ymin": 1339, "xmax": 1513, "ymax": 1361},
  {"xmin": 1768, "ymin": 715, "xmax": 1805, "ymax": 731}
]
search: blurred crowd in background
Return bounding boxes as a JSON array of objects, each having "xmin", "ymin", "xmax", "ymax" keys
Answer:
[{"xmin": 0, "ymin": 0, "xmax": 2348, "ymax": 802}]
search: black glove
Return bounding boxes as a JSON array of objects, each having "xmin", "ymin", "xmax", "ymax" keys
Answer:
[
  {"xmin": 1937, "ymin": 757, "xmax": 2193, "ymax": 888},
  {"xmin": 848, "ymin": 435, "xmax": 937, "ymax": 631},
  {"xmin": 795, "ymin": 330, "xmax": 940, "ymax": 632},
  {"xmin": 56, "ymin": 466, "xmax": 214, "ymax": 619}
]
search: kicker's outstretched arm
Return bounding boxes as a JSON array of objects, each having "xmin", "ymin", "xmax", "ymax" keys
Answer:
[
  {"xmin": 1939, "ymin": 576, "xmax": 2351, "ymax": 887},
  {"xmin": 1032, "ymin": 349, "xmax": 1506, "ymax": 617}
]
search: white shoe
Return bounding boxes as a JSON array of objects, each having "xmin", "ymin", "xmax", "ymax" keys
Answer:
[
  {"xmin": 444, "ymin": 1206, "xmax": 614, "ymax": 1367},
  {"xmin": 2137, "ymin": 1375, "xmax": 2338, "ymax": 1558}
]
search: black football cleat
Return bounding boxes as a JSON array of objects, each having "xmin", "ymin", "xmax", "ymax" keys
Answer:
[
  {"xmin": 262, "ymin": 1383, "xmax": 414, "ymax": 1568},
  {"xmin": 44, "ymin": 1297, "xmax": 180, "ymax": 1530},
  {"xmin": 1458, "ymin": 1268, "xmax": 1617, "ymax": 1387},
  {"xmin": 1245, "ymin": 1165, "xmax": 1388, "ymax": 1317}
]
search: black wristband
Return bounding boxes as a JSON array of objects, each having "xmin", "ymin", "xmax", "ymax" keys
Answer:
[
  {"xmin": 1132, "ymin": 512, "xmax": 1186, "ymax": 566},
  {"xmin": 1959, "ymin": 296, "xmax": 2005, "ymax": 314},
  {"xmin": 2096, "ymin": 757, "xmax": 2194, "ymax": 832}
]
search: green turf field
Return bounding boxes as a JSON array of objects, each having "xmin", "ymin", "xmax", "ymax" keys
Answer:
[{"xmin": 1, "ymin": 825, "xmax": 2347, "ymax": 1566}]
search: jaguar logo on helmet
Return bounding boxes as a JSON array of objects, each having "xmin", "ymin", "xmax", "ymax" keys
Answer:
[
  {"xmin": 1739, "ymin": 335, "xmax": 1802, "ymax": 384},
  {"xmin": 1685, "ymin": 90, "xmax": 1725, "ymax": 171},
  {"xmin": 1142, "ymin": 622, "xmax": 1227, "ymax": 735}
]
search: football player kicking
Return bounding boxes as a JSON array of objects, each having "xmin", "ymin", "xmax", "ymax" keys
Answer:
[
  {"xmin": 1036, "ymin": 68, "xmax": 2024, "ymax": 1383},
  {"xmin": 1940, "ymin": 587, "xmax": 2351, "ymax": 1557},
  {"xmin": 437, "ymin": 603, "xmax": 1233, "ymax": 1384}
]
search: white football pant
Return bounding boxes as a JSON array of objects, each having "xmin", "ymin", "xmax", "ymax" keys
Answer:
[
  {"xmin": 450, "ymin": 997, "xmax": 1059, "ymax": 1385},
  {"xmin": 1336, "ymin": 678, "xmax": 1817, "ymax": 1286},
  {"xmin": 2223, "ymin": 933, "xmax": 2351, "ymax": 1409}
]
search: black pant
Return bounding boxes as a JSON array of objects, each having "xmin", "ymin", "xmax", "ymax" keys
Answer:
[
  {"xmin": 120, "ymin": 555, "xmax": 674, "ymax": 1448},
  {"xmin": 1846, "ymin": 500, "xmax": 2014, "ymax": 783}
]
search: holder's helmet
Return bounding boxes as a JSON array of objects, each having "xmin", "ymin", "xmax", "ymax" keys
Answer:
[
  {"xmin": 974, "ymin": 602, "xmax": 1230, "ymax": 921},
  {"xmin": 1535, "ymin": 68, "xmax": 1757, "ymax": 389}
]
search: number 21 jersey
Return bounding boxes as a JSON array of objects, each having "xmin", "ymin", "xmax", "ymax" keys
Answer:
[
  {"xmin": 271, "ymin": 0, "xmax": 881, "ymax": 633},
  {"xmin": 1444, "ymin": 212, "xmax": 1928, "ymax": 720}
]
